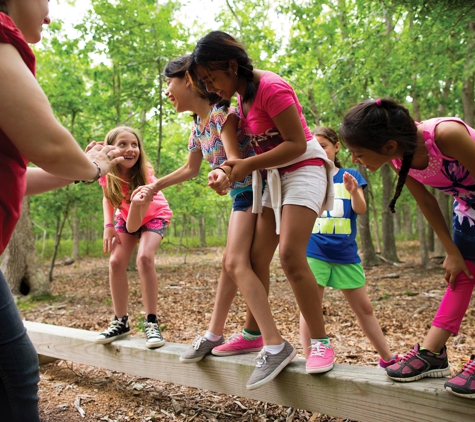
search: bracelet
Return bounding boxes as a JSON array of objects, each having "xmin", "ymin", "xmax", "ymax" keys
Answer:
[
  {"xmin": 75, "ymin": 161, "xmax": 102, "ymax": 185},
  {"xmin": 104, "ymin": 223, "xmax": 114, "ymax": 228},
  {"xmin": 216, "ymin": 167, "xmax": 227, "ymax": 176}
]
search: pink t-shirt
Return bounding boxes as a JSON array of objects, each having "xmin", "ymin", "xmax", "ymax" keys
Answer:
[
  {"xmin": 237, "ymin": 71, "xmax": 322, "ymax": 173},
  {"xmin": 99, "ymin": 173, "xmax": 172, "ymax": 225}
]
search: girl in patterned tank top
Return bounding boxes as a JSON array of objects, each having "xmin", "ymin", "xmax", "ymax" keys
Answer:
[{"xmin": 341, "ymin": 98, "xmax": 475, "ymax": 399}]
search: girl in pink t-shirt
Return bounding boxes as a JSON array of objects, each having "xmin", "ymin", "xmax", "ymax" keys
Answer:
[
  {"xmin": 191, "ymin": 31, "xmax": 335, "ymax": 390},
  {"xmin": 94, "ymin": 126, "xmax": 172, "ymax": 350}
]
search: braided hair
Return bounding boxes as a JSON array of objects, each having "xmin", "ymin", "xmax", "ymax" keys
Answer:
[
  {"xmin": 190, "ymin": 31, "xmax": 258, "ymax": 103},
  {"xmin": 312, "ymin": 126, "xmax": 341, "ymax": 168},
  {"xmin": 340, "ymin": 98, "xmax": 418, "ymax": 213},
  {"xmin": 164, "ymin": 55, "xmax": 229, "ymax": 124}
]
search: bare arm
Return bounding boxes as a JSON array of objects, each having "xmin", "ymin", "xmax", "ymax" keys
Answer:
[
  {"xmin": 126, "ymin": 186, "xmax": 153, "ymax": 233},
  {"xmin": 0, "ymin": 44, "xmax": 122, "ymax": 182},
  {"xmin": 150, "ymin": 150, "xmax": 203, "ymax": 194},
  {"xmin": 343, "ymin": 172, "xmax": 366, "ymax": 215},
  {"xmin": 102, "ymin": 187, "xmax": 120, "ymax": 254},
  {"xmin": 223, "ymin": 105, "xmax": 307, "ymax": 182},
  {"xmin": 402, "ymin": 173, "xmax": 471, "ymax": 288}
]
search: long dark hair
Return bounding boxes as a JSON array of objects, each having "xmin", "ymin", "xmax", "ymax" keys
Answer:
[
  {"xmin": 190, "ymin": 31, "xmax": 258, "ymax": 103},
  {"xmin": 340, "ymin": 98, "xmax": 418, "ymax": 213},
  {"xmin": 164, "ymin": 55, "xmax": 229, "ymax": 123},
  {"xmin": 312, "ymin": 127, "xmax": 341, "ymax": 168},
  {"xmin": 0, "ymin": 1, "xmax": 9, "ymax": 14}
]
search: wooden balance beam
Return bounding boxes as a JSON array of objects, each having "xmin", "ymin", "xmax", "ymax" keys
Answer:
[{"xmin": 24, "ymin": 321, "xmax": 475, "ymax": 422}]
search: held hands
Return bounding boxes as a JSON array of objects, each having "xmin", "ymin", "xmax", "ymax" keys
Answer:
[
  {"xmin": 130, "ymin": 185, "xmax": 154, "ymax": 204},
  {"xmin": 221, "ymin": 158, "xmax": 252, "ymax": 183},
  {"xmin": 443, "ymin": 251, "xmax": 473, "ymax": 290},
  {"xmin": 85, "ymin": 141, "xmax": 124, "ymax": 177},
  {"xmin": 208, "ymin": 168, "xmax": 230, "ymax": 196},
  {"xmin": 343, "ymin": 172, "xmax": 358, "ymax": 195}
]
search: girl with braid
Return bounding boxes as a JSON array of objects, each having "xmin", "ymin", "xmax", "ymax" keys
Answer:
[
  {"xmin": 340, "ymin": 98, "xmax": 475, "ymax": 400},
  {"xmin": 191, "ymin": 31, "xmax": 335, "ymax": 390}
]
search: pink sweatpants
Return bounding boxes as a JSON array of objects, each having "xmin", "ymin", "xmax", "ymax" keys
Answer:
[{"xmin": 432, "ymin": 260, "xmax": 475, "ymax": 334}]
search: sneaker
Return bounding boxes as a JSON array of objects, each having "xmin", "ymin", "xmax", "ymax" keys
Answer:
[
  {"xmin": 144, "ymin": 318, "xmax": 165, "ymax": 349},
  {"xmin": 246, "ymin": 340, "xmax": 296, "ymax": 390},
  {"xmin": 386, "ymin": 343, "xmax": 451, "ymax": 382},
  {"xmin": 306, "ymin": 342, "xmax": 335, "ymax": 374},
  {"xmin": 212, "ymin": 333, "xmax": 264, "ymax": 356},
  {"xmin": 179, "ymin": 335, "xmax": 224, "ymax": 363},
  {"xmin": 379, "ymin": 355, "xmax": 400, "ymax": 369},
  {"xmin": 444, "ymin": 354, "xmax": 475, "ymax": 399},
  {"xmin": 94, "ymin": 315, "xmax": 130, "ymax": 344}
]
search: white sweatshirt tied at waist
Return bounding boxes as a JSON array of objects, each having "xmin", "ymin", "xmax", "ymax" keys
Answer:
[{"xmin": 251, "ymin": 139, "xmax": 335, "ymax": 235}]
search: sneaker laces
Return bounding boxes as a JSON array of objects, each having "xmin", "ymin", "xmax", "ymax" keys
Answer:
[
  {"xmin": 462, "ymin": 356, "xmax": 475, "ymax": 376},
  {"xmin": 145, "ymin": 322, "xmax": 162, "ymax": 339},
  {"xmin": 400, "ymin": 348, "xmax": 419, "ymax": 363},
  {"xmin": 225, "ymin": 333, "xmax": 241, "ymax": 344},
  {"xmin": 309, "ymin": 342, "xmax": 326, "ymax": 357},
  {"xmin": 102, "ymin": 320, "xmax": 124, "ymax": 336},
  {"xmin": 191, "ymin": 335, "xmax": 207, "ymax": 350},
  {"xmin": 255, "ymin": 349, "xmax": 269, "ymax": 368}
]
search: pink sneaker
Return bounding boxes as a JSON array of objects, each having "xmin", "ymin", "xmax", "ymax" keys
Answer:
[
  {"xmin": 212, "ymin": 333, "xmax": 263, "ymax": 356},
  {"xmin": 379, "ymin": 355, "xmax": 400, "ymax": 368},
  {"xmin": 306, "ymin": 342, "xmax": 334, "ymax": 374}
]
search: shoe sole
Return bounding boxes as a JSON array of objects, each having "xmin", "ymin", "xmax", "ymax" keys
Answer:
[
  {"xmin": 146, "ymin": 340, "xmax": 165, "ymax": 349},
  {"xmin": 179, "ymin": 354, "xmax": 208, "ymax": 363},
  {"xmin": 246, "ymin": 348, "xmax": 297, "ymax": 390},
  {"xmin": 445, "ymin": 386, "xmax": 475, "ymax": 399},
  {"xmin": 94, "ymin": 332, "xmax": 130, "ymax": 345},
  {"xmin": 306, "ymin": 362, "xmax": 334, "ymax": 374},
  {"xmin": 386, "ymin": 366, "xmax": 451, "ymax": 382},
  {"xmin": 212, "ymin": 347, "xmax": 262, "ymax": 356}
]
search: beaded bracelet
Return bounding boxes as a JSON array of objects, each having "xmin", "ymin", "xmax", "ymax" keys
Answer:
[
  {"xmin": 75, "ymin": 161, "xmax": 102, "ymax": 185},
  {"xmin": 104, "ymin": 223, "xmax": 114, "ymax": 228}
]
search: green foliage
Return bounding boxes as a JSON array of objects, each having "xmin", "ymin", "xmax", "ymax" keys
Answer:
[{"xmin": 30, "ymin": 0, "xmax": 474, "ymax": 257}]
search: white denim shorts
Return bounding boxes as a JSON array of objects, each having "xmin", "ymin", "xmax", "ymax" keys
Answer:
[{"xmin": 262, "ymin": 165, "xmax": 327, "ymax": 215}]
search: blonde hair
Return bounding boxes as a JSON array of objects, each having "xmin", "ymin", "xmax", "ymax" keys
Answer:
[{"xmin": 103, "ymin": 126, "xmax": 152, "ymax": 209}]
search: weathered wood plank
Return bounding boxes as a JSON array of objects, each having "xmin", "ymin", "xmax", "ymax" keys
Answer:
[{"xmin": 25, "ymin": 321, "xmax": 475, "ymax": 422}]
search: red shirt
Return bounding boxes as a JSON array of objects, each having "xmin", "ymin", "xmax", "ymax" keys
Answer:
[{"xmin": 0, "ymin": 13, "xmax": 36, "ymax": 254}]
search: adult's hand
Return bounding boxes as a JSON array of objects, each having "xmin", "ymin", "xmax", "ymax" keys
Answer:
[{"xmin": 85, "ymin": 143, "xmax": 123, "ymax": 176}]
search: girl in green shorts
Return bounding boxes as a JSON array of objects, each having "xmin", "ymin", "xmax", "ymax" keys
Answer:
[{"xmin": 300, "ymin": 127, "xmax": 398, "ymax": 368}]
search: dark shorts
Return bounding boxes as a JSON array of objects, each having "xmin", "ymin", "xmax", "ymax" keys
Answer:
[
  {"xmin": 115, "ymin": 215, "xmax": 169, "ymax": 239},
  {"xmin": 232, "ymin": 190, "xmax": 253, "ymax": 212}
]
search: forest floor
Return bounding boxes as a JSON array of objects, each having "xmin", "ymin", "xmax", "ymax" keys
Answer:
[{"xmin": 19, "ymin": 241, "xmax": 475, "ymax": 422}]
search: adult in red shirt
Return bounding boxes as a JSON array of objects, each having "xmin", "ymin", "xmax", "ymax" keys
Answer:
[{"xmin": 0, "ymin": 2, "xmax": 122, "ymax": 420}]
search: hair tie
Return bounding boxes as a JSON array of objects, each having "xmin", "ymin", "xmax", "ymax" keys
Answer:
[{"xmin": 375, "ymin": 99, "xmax": 382, "ymax": 106}]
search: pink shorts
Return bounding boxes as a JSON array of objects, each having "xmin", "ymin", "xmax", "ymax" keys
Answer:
[
  {"xmin": 432, "ymin": 260, "xmax": 475, "ymax": 334},
  {"xmin": 115, "ymin": 215, "xmax": 169, "ymax": 239}
]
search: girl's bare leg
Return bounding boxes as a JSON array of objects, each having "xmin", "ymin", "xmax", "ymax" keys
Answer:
[
  {"xmin": 108, "ymin": 233, "xmax": 137, "ymax": 317},
  {"xmin": 136, "ymin": 231, "xmax": 163, "ymax": 316},
  {"xmin": 300, "ymin": 284, "xmax": 325, "ymax": 359}
]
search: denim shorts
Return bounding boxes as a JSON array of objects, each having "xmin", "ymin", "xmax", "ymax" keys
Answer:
[
  {"xmin": 232, "ymin": 190, "xmax": 253, "ymax": 212},
  {"xmin": 115, "ymin": 215, "xmax": 169, "ymax": 239}
]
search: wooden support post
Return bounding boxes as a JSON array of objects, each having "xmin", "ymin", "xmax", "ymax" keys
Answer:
[{"xmin": 25, "ymin": 321, "xmax": 475, "ymax": 422}]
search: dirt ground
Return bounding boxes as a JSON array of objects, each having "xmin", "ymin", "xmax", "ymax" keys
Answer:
[{"xmin": 19, "ymin": 242, "xmax": 475, "ymax": 421}]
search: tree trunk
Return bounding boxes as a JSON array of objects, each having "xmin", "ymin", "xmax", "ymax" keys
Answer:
[
  {"xmin": 0, "ymin": 198, "xmax": 49, "ymax": 296},
  {"xmin": 403, "ymin": 203, "xmax": 413, "ymax": 237},
  {"xmin": 199, "ymin": 215, "xmax": 206, "ymax": 248},
  {"xmin": 48, "ymin": 202, "xmax": 70, "ymax": 282},
  {"xmin": 71, "ymin": 205, "xmax": 80, "ymax": 260},
  {"xmin": 462, "ymin": 18, "xmax": 475, "ymax": 126},
  {"xmin": 381, "ymin": 164, "xmax": 399, "ymax": 262},
  {"xmin": 356, "ymin": 165, "xmax": 378, "ymax": 266},
  {"xmin": 416, "ymin": 207, "xmax": 430, "ymax": 267}
]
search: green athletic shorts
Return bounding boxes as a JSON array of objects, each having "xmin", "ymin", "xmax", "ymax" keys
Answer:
[{"xmin": 307, "ymin": 257, "xmax": 365, "ymax": 290}]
